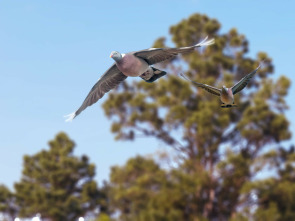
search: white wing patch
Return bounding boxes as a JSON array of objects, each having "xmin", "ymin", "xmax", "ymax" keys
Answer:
[
  {"xmin": 64, "ymin": 112, "xmax": 76, "ymax": 122},
  {"xmin": 180, "ymin": 46, "xmax": 191, "ymax": 49}
]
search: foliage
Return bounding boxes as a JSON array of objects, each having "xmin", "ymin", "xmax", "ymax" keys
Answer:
[
  {"xmin": 0, "ymin": 184, "xmax": 18, "ymax": 220},
  {"xmin": 0, "ymin": 13, "xmax": 292, "ymax": 221},
  {"xmin": 14, "ymin": 132, "xmax": 101, "ymax": 221},
  {"xmin": 244, "ymin": 146, "xmax": 295, "ymax": 221},
  {"xmin": 102, "ymin": 13, "xmax": 292, "ymax": 220},
  {"xmin": 108, "ymin": 156, "xmax": 185, "ymax": 221}
]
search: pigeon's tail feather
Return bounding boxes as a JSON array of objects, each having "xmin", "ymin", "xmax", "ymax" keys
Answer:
[
  {"xmin": 64, "ymin": 112, "xmax": 76, "ymax": 122},
  {"xmin": 196, "ymin": 36, "xmax": 215, "ymax": 47}
]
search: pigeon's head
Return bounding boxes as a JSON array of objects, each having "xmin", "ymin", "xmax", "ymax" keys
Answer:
[{"xmin": 110, "ymin": 51, "xmax": 122, "ymax": 62}]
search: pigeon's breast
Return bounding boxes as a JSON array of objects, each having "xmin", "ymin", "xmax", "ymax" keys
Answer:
[
  {"xmin": 220, "ymin": 89, "xmax": 234, "ymax": 104},
  {"xmin": 117, "ymin": 54, "xmax": 149, "ymax": 77}
]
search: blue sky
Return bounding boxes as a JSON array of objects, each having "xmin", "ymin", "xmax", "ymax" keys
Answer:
[{"xmin": 0, "ymin": 0, "xmax": 294, "ymax": 189}]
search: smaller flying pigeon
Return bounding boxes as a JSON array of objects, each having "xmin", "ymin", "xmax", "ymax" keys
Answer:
[
  {"xmin": 179, "ymin": 63, "xmax": 262, "ymax": 108},
  {"xmin": 65, "ymin": 36, "xmax": 215, "ymax": 121}
]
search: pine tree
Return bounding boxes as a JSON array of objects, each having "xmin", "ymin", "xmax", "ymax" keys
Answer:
[
  {"xmin": 0, "ymin": 185, "xmax": 18, "ymax": 220},
  {"xmin": 241, "ymin": 145, "xmax": 295, "ymax": 221},
  {"xmin": 14, "ymin": 132, "xmax": 100, "ymax": 221},
  {"xmin": 108, "ymin": 156, "xmax": 183, "ymax": 221},
  {"xmin": 102, "ymin": 13, "xmax": 291, "ymax": 220}
]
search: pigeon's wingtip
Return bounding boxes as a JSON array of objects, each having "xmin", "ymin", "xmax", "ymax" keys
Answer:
[
  {"xmin": 179, "ymin": 72, "xmax": 190, "ymax": 82},
  {"xmin": 259, "ymin": 59, "xmax": 266, "ymax": 67},
  {"xmin": 256, "ymin": 60, "xmax": 265, "ymax": 70},
  {"xmin": 196, "ymin": 36, "xmax": 215, "ymax": 47},
  {"xmin": 64, "ymin": 112, "xmax": 76, "ymax": 122}
]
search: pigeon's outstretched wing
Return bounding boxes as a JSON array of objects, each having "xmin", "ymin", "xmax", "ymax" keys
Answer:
[
  {"xmin": 133, "ymin": 36, "xmax": 215, "ymax": 65},
  {"xmin": 180, "ymin": 73, "xmax": 221, "ymax": 96},
  {"xmin": 65, "ymin": 64, "xmax": 127, "ymax": 121},
  {"xmin": 231, "ymin": 64, "xmax": 261, "ymax": 95}
]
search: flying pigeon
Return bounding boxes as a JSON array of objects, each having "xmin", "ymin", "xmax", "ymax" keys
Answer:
[
  {"xmin": 179, "ymin": 63, "xmax": 262, "ymax": 108},
  {"xmin": 65, "ymin": 36, "xmax": 215, "ymax": 121}
]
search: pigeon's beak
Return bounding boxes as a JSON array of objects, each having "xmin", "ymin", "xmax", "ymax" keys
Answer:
[{"xmin": 110, "ymin": 54, "xmax": 113, "ymax": 58}]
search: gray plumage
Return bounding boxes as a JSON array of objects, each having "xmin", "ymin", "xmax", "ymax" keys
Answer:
[
  {"xmin": 133, "ymin": 37, "xmax": 214, "ymax": 65},
  {"xmin": 71, "ymin": 65, "xmax": 127, "ymax": 118},
  {"xmin": 231, "ymin": 65, "xmax": 261, "ymax": 95},
  {"xmin": 179, "ymin": 63, "xmax": 262, "ymax": 108},
  {"xmin": 65, "ymin": 37, "xmax": 215, "ymax": 121}
]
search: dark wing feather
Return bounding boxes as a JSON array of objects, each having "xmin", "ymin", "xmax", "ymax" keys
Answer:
[
  {"xmin": 133, "ymin": 37, "xmax": 214, "ymax": 65},
  {"xmin": 231, "ymin": 65, "xmax": 261, "ymax": 95},
  {"xmin": 66, "ymin": 64, "xmax": 127, "ymax": 120},
  {"xmin": 133, "ymin": 48, "xmax": 183, "ymax": 65},
  {"xmin": 180, "ymin": 73, "xmax": 221, "ymax": 96}
]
